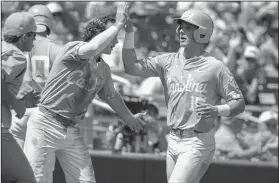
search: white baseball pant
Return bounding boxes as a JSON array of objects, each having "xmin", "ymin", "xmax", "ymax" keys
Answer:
[
  {"xmin": 24, "ymin": 109, "xmax": 96, "ymax": 183},
  {"xmin": 167, "ymin": 128, "xmax": 215, "ymax": 183}
]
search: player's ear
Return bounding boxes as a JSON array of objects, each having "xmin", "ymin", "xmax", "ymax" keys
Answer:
[{"xmin": 18, "ymin": 34, "xmax": 27, "ymax": 44}]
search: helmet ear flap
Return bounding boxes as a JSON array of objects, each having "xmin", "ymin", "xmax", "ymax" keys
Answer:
[{"xmin": 193, "ymin": 27, "xmax": 211, "ymax": 43}]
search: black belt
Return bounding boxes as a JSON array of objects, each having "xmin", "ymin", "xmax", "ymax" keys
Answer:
[
  {"xmin": 171, "ymin": 128, "xmax": 203, "ymax": 136},
  {"xmin": 38, "ymin": 105, "xmax": 77, "ymax": 128}
]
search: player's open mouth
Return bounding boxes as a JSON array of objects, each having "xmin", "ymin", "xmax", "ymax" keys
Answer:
[{"xmin": 180, "ymin": 37, "xmax": 187, "ymax": 41}]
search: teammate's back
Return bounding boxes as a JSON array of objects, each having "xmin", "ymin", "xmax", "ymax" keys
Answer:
[{"xmin": 27, "ymin": 35, "xmax": 62, "ymax": 89}]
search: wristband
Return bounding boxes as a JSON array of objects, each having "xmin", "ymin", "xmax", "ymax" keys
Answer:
[
  {"xmin": 216, "ymin": 104, "xmax": 231, "ymax": 117},
  {"xmin": 123, "ymin": 32, "xmax": 134, "ymax": 49}
]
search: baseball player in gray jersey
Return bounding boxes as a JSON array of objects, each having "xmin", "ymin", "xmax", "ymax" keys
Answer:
[
  {"xmin": 24, "ymin": 3, "xmax": 145, "ymax": 183},
  {"xmin": 10, "ymin": 4, "xmax": 62, "ymax": 149},
  {"xmin": 122, "ymin": 9, "xmax": 245, "ymax": 183},
  {"xmin": 2, "ymin": 12, "xmax": 38, "ymax": 183}
]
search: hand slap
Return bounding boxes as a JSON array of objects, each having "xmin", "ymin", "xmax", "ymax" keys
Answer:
[
  {"xmin": 124, "ymin": 18, "xmax": 134, "ymax": 33},
  {"xmin": 115, "ymin": 2, "xmax": 131, "ymax": 26}
]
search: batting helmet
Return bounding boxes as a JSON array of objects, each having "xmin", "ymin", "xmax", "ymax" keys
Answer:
[
  {"xmin": 28, "ymin": 4, "xmax": 53, "ymax": 33},
  {"xmin": 174, "ymin": 9, "xmax": 214, "ymax": 44}
]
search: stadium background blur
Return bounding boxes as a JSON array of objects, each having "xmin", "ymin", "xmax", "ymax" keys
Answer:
[{"xmin": 1, "ymin": 1, "xmax": 278, "ymax": 163}]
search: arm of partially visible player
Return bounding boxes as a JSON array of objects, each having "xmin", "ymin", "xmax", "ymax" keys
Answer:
[
  {"xmin": 1, "ymin": 78, "xmax": 14, "ymax": 103},
  {"xmin": 77, "ymin": 2, "xmax": 129, "ymax": 60},
  {"xmin": 97, "ymin": 65, "xmax": 145, "ymax": 132},
  {"xmin": 225, "ymin": 32, "xmax": 242, "ymax": 74},
  {"xmin": 1, "ymin": 78, "xmax": 26, "ymax": 118},
  {"xmin": 122, "ymin": 18, "xmax": 159, "ymax": 78}
]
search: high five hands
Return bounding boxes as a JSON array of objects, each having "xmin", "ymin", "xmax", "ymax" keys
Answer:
[{"xmin": 115, "ymin": 2, "xmax": 133, "ymax": 28}]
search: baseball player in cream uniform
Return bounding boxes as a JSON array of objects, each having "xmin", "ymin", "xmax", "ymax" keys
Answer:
[
  {"xmin": 122, "ymin": 9, "xmax": 245, "ymax": 183},
  {"xmin": 23, "ymin": 3, "xmax": 145, "ymax": 183},
  {"xmin": 10, "ymin": 4, "xmax": 62, "ymax": 149},
  {"xmin": 2, "ymin": 12, "xmax": 38, "ymax": 183}
]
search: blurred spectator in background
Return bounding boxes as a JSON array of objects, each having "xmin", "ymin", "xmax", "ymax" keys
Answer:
[
  {"xmin": 260, "ymin": 19, "xmax": 278, "ymax": 74},
  {"xmin": 258, "ymin": 109, "xmax": 278, "ymax": 162},
  {"xmin": 214, "ymin": 116, "xmax": 245, "ymax": 160},
  {"xmin": 113, "ymin": 122, "xmax": 136, "ymax": 153},
  {"xmin": 46, "ymin": 2, "xmax": 79, "ymax": 45},
  {"xmin": 226, "ymin": 45, "xmax": 265, "ymax": 105},
  {"xmin": 136, "ymin": 77, "xmax": 164, "ymax": 96}
]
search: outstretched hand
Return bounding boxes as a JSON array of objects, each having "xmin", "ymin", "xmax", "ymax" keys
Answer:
[
  {"xmin": 115, "ymin": 2, "xmax": 132, "ymax": 27},
  {"xmin": 124, "ymin": 112, "xmax": 146, "ymax": 132},
  {"xmin": 124, "ymin": 18, "xmax": 134, "ymax": 33}
]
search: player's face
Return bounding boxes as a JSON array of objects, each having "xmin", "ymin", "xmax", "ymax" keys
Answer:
[
  {"xmin": 21, "ymin": 32, "xmax": 36, "ymax": 52},
  {"xmin": 176, "ymin": 21, "xmax": 198, "ymax": 48},
  {"xmin": 103, "ymin": 37, "xmax": 118, "ymax": 55}
]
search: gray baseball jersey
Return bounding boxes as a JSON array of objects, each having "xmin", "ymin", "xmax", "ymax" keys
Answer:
[
  {"xmin": 40, "ymin": 41, "xmax": 115, "ymax": 122},
  {"xmin": 140, "ymin": 52, "xmax": 243, "ymax": 132}
]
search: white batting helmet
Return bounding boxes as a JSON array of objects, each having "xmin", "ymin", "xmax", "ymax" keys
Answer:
[
  {"xmin": 175, "ymin": 9, "xmax": 214, "ymax": 44},
  {"xmin": 28, "ymin": 4, "xmax": 53, "ymax": 33}
]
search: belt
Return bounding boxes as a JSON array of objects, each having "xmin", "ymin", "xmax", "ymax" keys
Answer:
[
  {"xmin": 38, "ymin": 105, "xmax": 77, "ymax": 128},
  {"xmin": 171, "ymin": 128, "xmax": 203, "ymax": 136}
]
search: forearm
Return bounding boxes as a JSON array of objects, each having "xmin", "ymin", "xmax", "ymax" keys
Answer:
[
  {"xmin": 106, "ymin": 92, "xmax": 134, "ymax": 123},
  {"xmin": 245, "ymin": 79, "xmax": 259, "ymax": 103},
  {"xmin": 239, "ymin": 146, "xmax": 260, "ymax": 158},
  {"xmin": 122, "ymin": 31, "xmax": 139, "ymax": 75},
  {"xmin": 217, "ymin": 98, "xmax": 245, "ymax": 117},
  {"xmin": 2, "ymin": 79, "xmax": 15, "ymax": 103},
  {"xmin": 122, "ymin": 48, "xmax": 140, "ymax": 75},
  {"xmin": 79, "ymin": 24, "xmax": 122, "ymax": 60},
  {"xmin": 225, "ymin": 47, "xmax": 238, "ymax": 74}
]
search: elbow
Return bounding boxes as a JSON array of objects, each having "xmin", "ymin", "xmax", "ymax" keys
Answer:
[
  {"xmin": 124, "ymin": 67, "xmax": 135, "ymax": 75},
  {"xmin": 122, "ymin": 62, "xmax": 137, "ymax": 76},
  {"xmin": 238, "ymin": 98, "xmax": 246, "ymax": 114}
]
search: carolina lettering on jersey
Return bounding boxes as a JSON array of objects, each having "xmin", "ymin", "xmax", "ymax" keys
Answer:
[
  {"xmin": 140, "ymin": 52, "xmax": 243, "ymax": 132},
  {"xmin": 168, "ymin": 74, "xmax": 207, "ymax": 94}
]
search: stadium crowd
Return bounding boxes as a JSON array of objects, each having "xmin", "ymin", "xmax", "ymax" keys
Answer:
[{"xmin": 2, "ymin": 1, "xmax": 278, "ymax": 164}]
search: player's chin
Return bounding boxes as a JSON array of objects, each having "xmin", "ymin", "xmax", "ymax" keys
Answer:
[{"xmin": 180, "ymin": 43, "xmax": 189, "ymax": 48}]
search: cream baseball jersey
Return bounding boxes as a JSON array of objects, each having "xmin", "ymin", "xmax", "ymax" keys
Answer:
[
  {"xmin": 40, "ymin": 41, "xmax": 115, "ymax": 122},
  {"xmin": 140, "ymin": 52, "xmax": 243, "ymax": 132},
  {"xmin": 20, "ymin": 35, "xmax": 62, "ymax": 94}
]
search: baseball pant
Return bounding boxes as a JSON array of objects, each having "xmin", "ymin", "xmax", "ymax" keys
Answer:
[
  {"xmin": 10, "ymin": 108, "xmax": 36, "ymax": 149},
  {"xmin": 24, "ymin": 109, "xmax": 96, "ymax": 183},
  {"xmin": 167, "ymin": 128, "xmax": 215, "ymax": 183},
  {"xmin": 1, "ymin": 130, "xmax": 36, "ymax": 183}
]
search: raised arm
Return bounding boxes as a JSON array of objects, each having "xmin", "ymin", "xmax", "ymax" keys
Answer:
[
  {"xmin": 122, "ymin": 18, "xmax": 158, "ymax": 77},
  {"xmin": 77, "ymin": 2, "xmax": 129, "ymax": 60},
  {"xmin": 225, "ymin": 32, "xmax": 242, "ymax": 75}
]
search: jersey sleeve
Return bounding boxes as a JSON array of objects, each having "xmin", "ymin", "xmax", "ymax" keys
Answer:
[
  {"xmin": 97, "ymin": 63, "xmax": 116, "ymax": 101},
  {"xmin": 1, "ymin": 50, "xmax": 26, "ymax": 83},
  {"xmin": 138, "ymin": 53, "xmax": 172, "ymax": 79},
  {"xmin": 61, "ymin": 41, "xmax": 86, "ymax": 63},
  {"xmin": 216, "ymin": 63, "xmax": 244, "ymax": 102}
]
